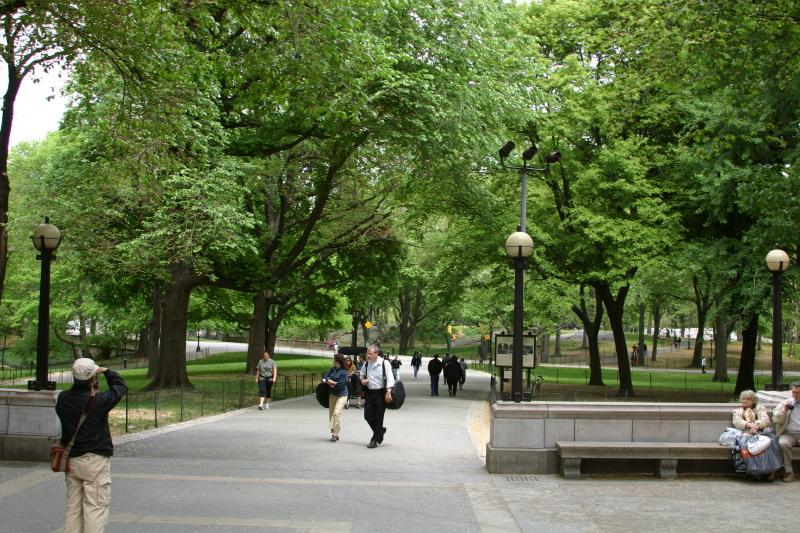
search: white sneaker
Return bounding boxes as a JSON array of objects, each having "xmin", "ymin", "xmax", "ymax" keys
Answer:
[
  {"xmin": 266, "ymin": 404, "xmax": 270, "ymax": 409},
  {"xmin": 258, "ymin": 405, "xmax": 265, "ymax": 410}
]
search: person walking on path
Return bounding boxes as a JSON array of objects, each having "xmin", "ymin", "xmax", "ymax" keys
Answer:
[
  {"xmin": 256, "ymin": 351, "xmax": 277, "ymax": 410},
  {"xmin": 458, "ymin": 357, "xmax": 467, "ymax": 390},
  {"xmin": 443, "ymin": 355, "xmax": 463, "ymax": 397},
  {"xmin": 55, "ymin": 357, "xmax": 128, "ymax": 533},
  {"xmin": 323, "ymin": 354, "xmax": 349, "ymax": 442},
  {"xmin": 411, "ymin": 351, "xmax": 422, "ymax": 378},
  {"xmin": 343, "ymin": 356, "xmax": 361, "ymax": 409},
  {"xmin": 390, "ymin": 355, "xmax": 402, "ymax": 380},
  {"xmin": 359, "ymin": 345, "xmax": 395, "ymax": 448},
  {"xmin": 701, "ymin": 356, "xmax": 707, "ymax": 374},
  {"xmin": 773, "ymin": 381, "xmax": 800, "ymax": 481},
  {"xmin": 428, "ymin": 354, "xmax": 443, "ymax": 396}
]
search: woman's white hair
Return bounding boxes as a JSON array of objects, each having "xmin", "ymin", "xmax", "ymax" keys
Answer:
[{"xmin": 739, "ymin": 389, "xmax": 758, "ymax": 406}]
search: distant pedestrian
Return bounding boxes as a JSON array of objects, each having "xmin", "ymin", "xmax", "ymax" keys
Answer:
[
  {"xmin": 443, "ymin": 355, "xmax": 463, "ymax": 396},
  {"xmin": 458, "ymin": 357, "xmax": 467, "ymax": 390},
  {"xmin": 55, "ymin": 358, "xmax": 128, "ymax": 533},
  {"xmin": 428, "ymin": 354, "xmax": 443, "ymax": 396},
  {"xmin": 256, "ymin": 351, "xmax": 277, "ymax": 410},
  {"xmin": 390, "ymin": 355, "xmax": 402, "ymax": 380},
  {"xmin": 630, "ymin": 344, "xmax": 638, "ymax": 367},
  {"xmin": 701, "ymin": 356, "xmax": 707, "ymax": 374},
  {"xmin": 673, "ymin": 335, "xmax": 679, "ymax": 349},
  {"xmin": 359, "ymin": 345, "xmax": 395, "ymax": 448},
  {"xmin": 343, "ymin": 356, "xmax": 361, "ymax": 409},
  {"xmin": 411, "ymin": 351, "xmax": 422, "ymax": 378},
  {"xmin": 323, "ymin": 354, "xmax": 349, "ymax": 442}
]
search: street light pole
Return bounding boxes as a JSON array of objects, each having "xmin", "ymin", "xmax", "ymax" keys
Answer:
[
  {"xmin": 28, "ymin": 218, "xmax": 62, "ymax": 391},
  {"xmin": 766, "ymin": 248, "xmax": 790, "ymax": 391},
  {"xmin": 499, "ymin": 141, "xmax": 561, "ymax": 402}
]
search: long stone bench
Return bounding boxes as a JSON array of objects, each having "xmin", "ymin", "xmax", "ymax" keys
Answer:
[
  {"xmin": 556, "ymin": 440, "xmax": 800, "ymax": 479},
  {"xmin": 486, "ymin": 396, "xmax": 796, "ymax": 474}
]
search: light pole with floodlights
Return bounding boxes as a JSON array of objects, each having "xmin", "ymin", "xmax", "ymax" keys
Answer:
[
  {"xmin": 499, "ymin": 141, "xmax": 561, "ymax": 402},
  {"xmin": 28, "ymin": 218, "xmax": 62, "ymax": 391},
  {"xmin": 766, "ymin": 248, "xmax": 790, "ymax": 391}
]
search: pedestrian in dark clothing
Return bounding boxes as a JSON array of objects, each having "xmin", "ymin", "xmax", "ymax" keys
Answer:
[
  {"xmin": 458, "ymin": 357, "xmax": 467, "ymax": 390},
  {"xmin": 443, "ymin": 356, "xmax": 463, "ymax": 396},
  {"xmin": 359, "ymin": 345, "xmax": 395, "ymax": 448},
  {"xmin": 390, "ymin": 355, "xmax": 402, "ymax": 380},
  {"xmin": 428, "ymin": 354, "xmax": 443, "ymax": 396},
  {"xmin": 410, "ymin": 351, "xmax": 422, "ymax": 378},
  {"xmin": 55, "ymin": 357, "xmax": 128, "ymax": 533}
]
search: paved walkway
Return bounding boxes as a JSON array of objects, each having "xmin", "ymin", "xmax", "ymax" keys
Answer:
[{"xmin": 2, "ymin": 369, "xmax": 800, "ymax": 532}]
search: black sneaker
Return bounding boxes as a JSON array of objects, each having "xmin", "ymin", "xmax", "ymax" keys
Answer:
[{"xmin": 367, "ymin": 440, "xmax": 378, "ymax": 449}]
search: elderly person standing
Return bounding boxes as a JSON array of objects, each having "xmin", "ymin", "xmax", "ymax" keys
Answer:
[{"xmin": 773, "ymin": 381, "xmax": 800, "ymax": 481}]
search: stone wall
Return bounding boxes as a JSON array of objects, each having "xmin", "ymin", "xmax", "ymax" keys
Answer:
[
  {"xmin": 0, "ymin": 389, "xmax": 60, "ymax": 461},
  {"xmin": 486, "ymin": 401, "xmax": 739, "ymax": 474}
]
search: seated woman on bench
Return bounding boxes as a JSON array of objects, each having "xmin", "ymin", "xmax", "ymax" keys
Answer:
[{"xmin": 732, "ymin": 390, "xmax": 770, "ymax": 435}]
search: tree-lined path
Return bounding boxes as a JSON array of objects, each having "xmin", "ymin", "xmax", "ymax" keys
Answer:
[{"xmin": 1, "ymin": 370, "xmax": 799, "ymax": 532}]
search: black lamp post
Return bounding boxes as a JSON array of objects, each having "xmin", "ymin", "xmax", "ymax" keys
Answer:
[
  {"xmin": 196, "ymin": 330, "xmax": 202, "ymax": 352},
  {"xmin": 505, "ymin": 229, "xmax": 534, "ymax": 401},
  {"xmin": 28, "ymin": 218, "xmax": 62, "ymax": 391},
  {"xmin": 766, "ymin": 248, "xmax": 790, "ymax": 391},
  {"xmin": 499, "ymin": 141, "xmax": 561, "ymax": 402}
]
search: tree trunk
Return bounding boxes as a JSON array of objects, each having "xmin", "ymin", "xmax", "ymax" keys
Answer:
[
  {"xmin": 0, "ymin": 68, "xmax": 22, "ymax": 307},
  {"xmin": 245, "ymin": 291, "xmax": 267, "ymax": 375},
  {"xmin": 572, "ymin": 285, "xmax": 604, "ymax": 386},
  {"xmin": 350, "ymin": 312, "xmax": 360, "ymax": 347},
  {"xmin": 594, "ymin": 281, "xmax": 634, "ymax": 395},
  {"xmin": 540, "ymin": 333, "xmax": 550, "ymax": 363},
  {"xmin": 713, "ymin": 301, "xmax": 729, "ymax": 382},
  {"xmin": 147, "ymin": 264, "xmax": 195, "ymax": 390},
  {"xmin": 735, "ymin": 313, "xmax": 758, "ymax": 395},
  {"xmin": 789, "ymin": 299, "xmax": 799, "ymax": 357},
  {"xmin": 651, "ymin": 301, "xmax": 662, "ymax": 362},
  {"xmin": 145, "ymin": 280, "xmax": 161, "ymax": 378},
  {"xmin": 690, "ymin": 275, "xmax": 713, "ymax": 367},
  {"xmin": 555, "ymin": 327, "xmax": 561, "ymax": 357},
  {"xmin": 691, "ymin": 305, "xmax": 709, "ymax": 368},
  {"xmin": 638, "ymin": 302, "xmax": 645, "ymax": 356}
]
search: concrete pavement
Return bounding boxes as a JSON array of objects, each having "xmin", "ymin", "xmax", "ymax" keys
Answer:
[{"xmin": 2, "ymin": 368, "xmax": 800, "ymax": 532}]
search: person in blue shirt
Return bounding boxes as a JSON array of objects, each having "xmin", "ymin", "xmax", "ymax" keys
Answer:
[{"xmin": 323, "ymin": 354, "xmax": 349, "ymax": 442}]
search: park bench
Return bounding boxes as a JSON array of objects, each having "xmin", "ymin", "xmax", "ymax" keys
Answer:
[{"xmin": 555, "ymin": 441, "xmax": 800, "ymax": 479}]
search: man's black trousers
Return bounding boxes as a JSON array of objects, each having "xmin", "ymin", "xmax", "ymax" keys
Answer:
[{"xmin": 364, "ymin": 388, "xmax": 387, "ymax": 443}]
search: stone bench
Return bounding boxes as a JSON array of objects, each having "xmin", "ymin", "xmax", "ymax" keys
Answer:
[{"xmin": 556, "ymin": 440, "xmax": 800, "ymax": 479}]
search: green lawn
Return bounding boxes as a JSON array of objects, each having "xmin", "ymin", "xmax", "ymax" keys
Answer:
[{"xmin": 468, "ymin": 363, "xmax": 757, "ymax": 400}]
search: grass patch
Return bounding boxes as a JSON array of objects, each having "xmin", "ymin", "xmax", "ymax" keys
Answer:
[{"xmin": 471, "ymin": 362, "xmax": 742, "ymax": 402}]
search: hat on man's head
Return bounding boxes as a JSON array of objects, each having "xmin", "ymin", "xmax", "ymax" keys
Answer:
[{"xmin": 72, "ymin": 358, "xmax": 98, "ymax": 381}]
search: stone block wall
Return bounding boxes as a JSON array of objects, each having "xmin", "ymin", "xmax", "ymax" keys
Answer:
[{"xmin": 0, "ymin": 389, "xmax": 60, "ymax": 461}]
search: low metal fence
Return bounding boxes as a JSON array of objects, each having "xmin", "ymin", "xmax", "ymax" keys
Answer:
[{"xmin": 109, "ymin": 372, "xmax": 323, "ymax": 435}]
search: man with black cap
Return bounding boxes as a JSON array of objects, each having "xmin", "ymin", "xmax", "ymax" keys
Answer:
[
  {"xmin": 55, "ymin": 357, "xmax": 127, "ymax": 533},
  {"xmin": 359, "ymin": 345, "xmax": 394, "ymax": 448}
]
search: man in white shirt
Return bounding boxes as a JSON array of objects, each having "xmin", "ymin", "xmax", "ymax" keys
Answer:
[
  {"xmin": 359, "ymin": 345, "xmax": 395, "ymax": 448},
  {"xmin": 773, "ymin": 381, "xmax": 800, "ymax": 481}
]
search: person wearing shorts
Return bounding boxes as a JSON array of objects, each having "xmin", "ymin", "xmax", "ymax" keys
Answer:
[{"xmin": 256, "ymin": 351, "xmax": 277, "ymax": 410}]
